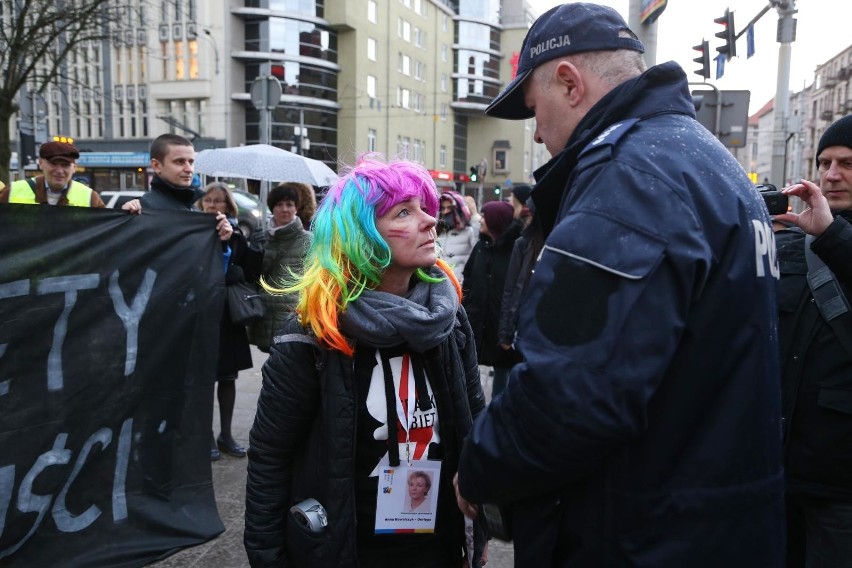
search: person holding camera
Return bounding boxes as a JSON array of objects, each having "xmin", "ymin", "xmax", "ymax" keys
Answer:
[
  {"xmin": 454, "ymin": 3, "xmax": 783, "ymax": 566},
  {"xmin": 772, "ymin": 114, "xmax": 852, "ymax": 567}
]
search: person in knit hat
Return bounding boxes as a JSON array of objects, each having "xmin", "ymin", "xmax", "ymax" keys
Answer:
[
  {"xmin": 479, "ymin": 200, "xmax": 515, "ymax": 240},
  {"xmin": 510, "ymin": 184, "xmax": 532, "ymax": 210},
  {"xmin": 772, "ymin": 114, "xmax": 852, "ymax": 566},
  {"xmin": 462, "ymin": 199, "xmax": 522, "ymax": 398}
]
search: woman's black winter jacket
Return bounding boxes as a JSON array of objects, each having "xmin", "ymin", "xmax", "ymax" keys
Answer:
[{"xmin": 244, "ymin": 310, "xmax": 486, "ymax": 567}]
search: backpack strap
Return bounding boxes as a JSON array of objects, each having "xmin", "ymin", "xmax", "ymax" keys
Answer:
[{"xmin": 804, "ymin": 234, "xmax": 852, "ymax": 361}]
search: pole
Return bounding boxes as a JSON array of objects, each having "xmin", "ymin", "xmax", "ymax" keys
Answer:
[
  {"xmin": 298, "ymin": 108, "xmax": 305, "ymax": 156},
  {"xmin": 769, "ymin": 1, "xmax": 796, "ymax": 186},
  {"xmin": 628, "ymin": 0, "xmax": 658, "ymax": 67}
]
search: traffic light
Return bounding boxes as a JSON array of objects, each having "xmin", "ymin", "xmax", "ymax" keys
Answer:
[
  {"xmin": 493, "ymin": 185, "xmax": 501, "ymax": 196},
  {"xmin": 714, "ymin": 8, "xmax": 736, "ymax": 60},
  {"xmin": 469, "ymin": 166, "xmax": 478, "ymax": 182},
  {"xmin": 692, "ymin": 40, "xmax": 710, "ymax": 80}
]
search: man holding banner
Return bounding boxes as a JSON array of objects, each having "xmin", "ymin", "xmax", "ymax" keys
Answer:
[
  {"xmin": 0, "ymin": 135, "xmax": 231, "ymax": 565},
  {"xmin": 122, "ymin": 133, "xmax": 233, "ymax": 244}
]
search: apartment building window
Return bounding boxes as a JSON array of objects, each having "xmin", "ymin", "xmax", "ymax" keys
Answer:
[
  {"xmin": 413, "ymin": 139, "xmax": 422, "ymax": 162},
  {"xmin": 441, "ymin": 74, "xmax": 447, "ymax": 92},
  {"xmin": 414, "ymin": 27, "xmax": 422, "ymax": 47},
  {"xmin": 402, "ymin": 137, "xmax": 411, "ymax": 159},
  {"xmin": 175, "ymin": 41, "xmax": 185, "ymax": 79},
  {"xmin": 441, "ymin": 44, "xmax": 447, "ymax": 62},
  {"xmin": 368, "ymin": 0, "xmax": 377, "ymax": 23},
  {"xmin": 414, "ymin": 61, "xmax": 423, "ymax": 81},
  {"xmin": 368, "ymin": 37, "xmax": 377, "ymax": 61},
  {"xmin": 399, "ymin": 19, "xmax": 411, "ymax": 42},
  {"xmin": 494, "ymin": 149, "xmax": 509, "ymax": 173},
  {"xmin": 367, "ymin": 75, "xmax": 377, "ymax": 98},
  {"xmin": 397, "ymin": 87, "xmax": 410, "ymax": 109},
  {"xmin": 439, "ymin": 145, "xmax": 447, "ymax": 168},
  {"xmin": 396, "ymin": 136, "xmax": 403, "ymax": 156},
  {"xmin": 368, "ymin": 129, "xmax": 377, "ymax": 152},
  {"xmin": 442, "ymin": 14, "xmax": 448, "ymax": 32},
  {"xmin": 440, "ymin": 103, "xmax": 448, "ymax": 121},
  {"xmin": 399, "ymin": 53, "xmax": 410, "ymax": 75}
]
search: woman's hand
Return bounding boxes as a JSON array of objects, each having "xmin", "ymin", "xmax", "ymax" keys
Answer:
[{"xmin": 216, "ymin": 212, "xmax": 234, "ymax": 241}]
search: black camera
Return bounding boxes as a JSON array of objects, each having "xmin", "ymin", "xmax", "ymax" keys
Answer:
[{"xmin": 757, "ymin": 184, "xmax": 788, "ymax": 216}]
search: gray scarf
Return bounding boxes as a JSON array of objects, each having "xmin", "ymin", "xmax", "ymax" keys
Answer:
[{"xmin": 339, "ymin": 269, "xmax": 458, "ymax": 353}]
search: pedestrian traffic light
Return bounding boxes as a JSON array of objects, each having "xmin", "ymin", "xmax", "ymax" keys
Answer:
[
  {"xmin": 493, "ymin": 186, "xmax": 501, "ymax": 196},
  {"xmin": 469, "ymin": 166, "xmax": 478, "ymax": 182},
  {"xmin": 714, "ymin": 9, "xmax": 736, "ymax": 60},
  {"xmin": 692, "ymin": 40, "xmax": 710, "ymax": 80}
]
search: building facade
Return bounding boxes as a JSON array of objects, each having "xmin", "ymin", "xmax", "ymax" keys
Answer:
[
  {"xmin": 10, "ymin": 0, "xmax": 548, "ymax": 201},
  {"xmin": 736, "ymin": 44, "xmax": 852, "ymax": 194}
]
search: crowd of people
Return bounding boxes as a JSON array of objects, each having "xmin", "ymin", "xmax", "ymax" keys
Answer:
[{"xmin": 5, "ymin": 2, "xmax": 852, "ymax": 567}]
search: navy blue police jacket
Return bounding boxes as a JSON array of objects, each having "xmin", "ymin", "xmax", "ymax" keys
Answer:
[{"xmin": 458, "ymin": 62, "xmax": 784, "ymax": 567}]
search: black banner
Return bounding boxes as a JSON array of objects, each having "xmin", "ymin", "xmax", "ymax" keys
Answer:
[{"xmin": 0, "ymin": 204, "xmax": 226, "ymax": 567}]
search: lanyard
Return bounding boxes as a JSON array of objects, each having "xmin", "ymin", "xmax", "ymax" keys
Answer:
[{"xmin": 380, "ymin": 350, "xmax": 432, "ymax": 466}]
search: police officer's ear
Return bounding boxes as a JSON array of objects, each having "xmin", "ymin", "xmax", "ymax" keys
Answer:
[{"xmin": 553, "ymin": 60, "xmax": 585, "ymax": 107}]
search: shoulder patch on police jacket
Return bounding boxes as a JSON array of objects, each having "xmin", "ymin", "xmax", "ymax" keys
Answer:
[{"xmin": 578, "ymin": 118, "xmax": 641, "ymax": 165}]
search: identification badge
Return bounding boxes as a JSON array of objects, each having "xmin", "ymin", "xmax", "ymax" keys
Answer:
[{"xmin": 375, "ymin": 459, "xmax": 441, "ymax": 533}]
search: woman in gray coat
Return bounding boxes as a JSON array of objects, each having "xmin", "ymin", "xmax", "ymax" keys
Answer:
[{"xmin": 247, "ymin": 182, "xmax": 312, "ymax": 352}]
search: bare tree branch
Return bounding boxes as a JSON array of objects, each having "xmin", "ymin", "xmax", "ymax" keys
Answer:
[{"xmin": 0, "ymin": 0, "xmax": 120, "ymax": 183}]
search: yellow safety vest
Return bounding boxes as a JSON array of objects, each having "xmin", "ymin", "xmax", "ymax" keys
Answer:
[{"xmin": 9, "ymin": 178, "xmax": 93, "ymax": 207}]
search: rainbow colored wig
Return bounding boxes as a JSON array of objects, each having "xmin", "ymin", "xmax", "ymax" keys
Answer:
[{"xmin": 269, "ymin": 155, "xmax": 461, "ymax": 355}]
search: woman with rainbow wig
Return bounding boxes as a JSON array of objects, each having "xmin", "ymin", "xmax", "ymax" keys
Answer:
[{"xmin": 245, "ymin": 156, "xmax": 488, "ymax": 568}]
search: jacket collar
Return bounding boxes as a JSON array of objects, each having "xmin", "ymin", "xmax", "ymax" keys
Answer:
[{"xmin": 529, "ymin": 61, "xmax": 695, "ymax": 238}]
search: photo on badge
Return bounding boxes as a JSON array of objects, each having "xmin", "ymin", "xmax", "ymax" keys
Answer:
[{"xmin": 375, "ymin": 460, "xmax": 441, "ymax": 534}]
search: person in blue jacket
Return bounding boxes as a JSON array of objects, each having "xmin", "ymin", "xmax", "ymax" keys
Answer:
[{"xmin": 454, "ymin": 4, "xmax": 785, "ymax": 567}]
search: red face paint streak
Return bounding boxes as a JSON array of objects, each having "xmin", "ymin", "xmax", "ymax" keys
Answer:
[{"xmin": 385, "ymin": 229, "xmax": 410, "ymax": 238}]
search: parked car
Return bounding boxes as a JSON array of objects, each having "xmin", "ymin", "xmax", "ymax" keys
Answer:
[
  {"xmin": 99, "ymin": 190, "xmax": 146, "ymax": 209},
  {"xmin": 231, "ymin": 190, "xmax": 263, "ymax": 239}
]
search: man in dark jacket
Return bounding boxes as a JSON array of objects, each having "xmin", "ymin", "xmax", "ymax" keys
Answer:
[
  {"xmin": 773, "ymin": 114, "xmax": 852, "ymax": 566},
  {"xmin": 455, "ymin": 4, "xmax": 784, "ymax": 566},
  {"xmin": 124, "ymin": 134, "xmax": 232, "ymax": 241}
]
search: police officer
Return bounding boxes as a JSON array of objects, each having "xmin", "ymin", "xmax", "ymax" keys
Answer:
[
  {"xmin": 454, "ymin": 3, "xmax": 784, "ymax": 566},
  {"xmin": 774, "ymin": 114, "xmax": 852, "ymax": 567},
  {"xmin": 0, "ymin": 140, "xmax": 104, "ymax": 207}
]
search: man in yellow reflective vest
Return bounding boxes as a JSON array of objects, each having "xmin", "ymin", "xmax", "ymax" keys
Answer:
[{"xmin": 0, "ymin": 141, "xmax": 104, "ymax": 207}]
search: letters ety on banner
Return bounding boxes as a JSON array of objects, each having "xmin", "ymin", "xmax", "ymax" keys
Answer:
[{"xmin": 0, "ymin": 204, "xmax": 226, "ymax": 566}]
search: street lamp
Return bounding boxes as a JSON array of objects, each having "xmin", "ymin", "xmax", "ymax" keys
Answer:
[{"xmin": 202, "ymin": 29, "xmax": 220, "ymax": 75}]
